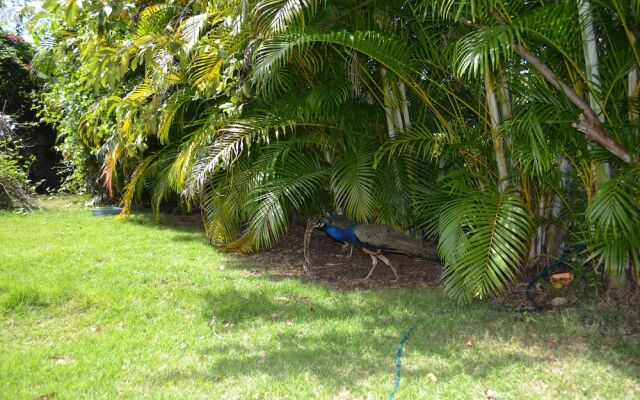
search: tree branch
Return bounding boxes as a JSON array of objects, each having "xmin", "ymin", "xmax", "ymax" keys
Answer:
[
  {"xmin": 512, "ymin": 46, "xmax": 631, "ymax": 163},
  {"xmin": 463, "ymin": 14, "xmax": 632, "ymax": 163}
]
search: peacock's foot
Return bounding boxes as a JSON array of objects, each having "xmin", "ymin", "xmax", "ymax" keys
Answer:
[{"xmin": 341, "ymin": 243, "xmax": 354, "ymax": 259}]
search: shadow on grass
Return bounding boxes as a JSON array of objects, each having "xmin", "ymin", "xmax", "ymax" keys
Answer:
[
  {"xmin": 149, "ymin": 281, "xmax": 640, "ymax": 396},
  {"xmin": 118, "ymin": 210, "xmax": 640, "ymax": 395},
  {"xmin": 123, "ymin": 212, "xmax": 203, "ymax": 233},
  {"xmin": 121, "ymin": 212, "xmax": 210, "ymax": 245}
]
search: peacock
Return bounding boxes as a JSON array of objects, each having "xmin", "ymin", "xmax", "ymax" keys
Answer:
[{"xmin": 315, "ymin": 217, "xmax": 438, "ymax": 281}]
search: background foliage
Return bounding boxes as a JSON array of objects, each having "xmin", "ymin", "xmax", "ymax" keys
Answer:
[
  {"xmin": 0, "ymin": 27, "xmax": 37, "ymax": 209},
  {"xmin": 28, "ymin": 0, "xmax": 640, "ymax": 302}
]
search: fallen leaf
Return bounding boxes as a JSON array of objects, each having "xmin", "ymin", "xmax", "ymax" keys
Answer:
[
  {"xmin": 53, "ymin": 356, "xmax": 75, "ymax": 365},
  {"xmin": 427, "ymin": 372, "xmax": 437, "ymax": 383},
  {"xmin": 118, "ymin": 321, "xmax": 125, "ymax": 330},
  {"xmin": 286, "ymin": 320, "xmax": 294, "ymax": 326},
  {"xmin": 381, "ymin": 315, "xmax": 395, "ymax": 325},
  {"xmin": 33, "ymin": 392, "xmax": 57, "ymax": 400},
  {"xmin": 465, "ymin": 339, "xmax": 474, "ymax": 347},
  {"xmin": 90, "ymin": 326, "xmax": 102, "ymax": 333}
]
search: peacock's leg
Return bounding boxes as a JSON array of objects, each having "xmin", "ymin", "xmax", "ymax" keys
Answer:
[
  {"xmin": 341, "ymin": 243, "xmax": 354, "ymax": 259},
  {"xmin": 374, "ymin": 251, "xmax": 399, "ymax": 282},
  {"xmin": 360, "ymin": 249, "xmax": 398, "ymax": 281},
  {"xmin": 364, "ymin": 254, "xmax": 378, "ymax": 280},
  {"xmin": 361, "ymin": 248, "xmax": 379, "ymax": 279}
]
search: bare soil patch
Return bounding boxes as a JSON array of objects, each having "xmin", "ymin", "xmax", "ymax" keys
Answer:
[
  {"xmin": 242, "ymin": 221, "xmax": 442, "ymax": 290},
  {"xmin": 155, "ymin": 213, "xmax": 594, "ymax": 306}
]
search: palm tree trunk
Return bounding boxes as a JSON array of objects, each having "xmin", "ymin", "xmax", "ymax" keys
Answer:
[
  {"xmin": 388, "ymin": 85, "xmax": 404, "ymax": 133},
  {"xmin": 629, "ymin": 33, "xmax": 639, "ymax": 124},
  {"xmin": 382, "ymin": 69, "xmax": 398, "ymax": 139},
  {"xmin": 437, "ymin": 156, "xmax": 447, "ymax": 182},
  {"xmin": 548, "ymin": 158, "xmax": 572, "ymax": 257},
  {"xmin": 578, "ymin": 0, "xmax": 611, "ymax": 186},
  {"xmin": 578, "ymin": 0, "xmax": 630, "ymax": 290},
  {"xmin": 485, "ymin": 70, "xmax": 509, "ymax": 192},
  {"xmin": 398, "ymin": 81, "xmax": 411, "ymax": 129},
  {"xmin": 629, "ymin": 68, "xmax": 638, "ymax": 121},
  {"xmin": 497, "ymin": 73, "xmax": 512, "ymax": 121}
]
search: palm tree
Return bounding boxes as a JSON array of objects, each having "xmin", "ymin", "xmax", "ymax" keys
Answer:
[{"xmin": 31, "ymin": 0, "xmax": 640, "ymax": 301}]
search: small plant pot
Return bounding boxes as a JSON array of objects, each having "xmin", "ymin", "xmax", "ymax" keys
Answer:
[{"xmin": 90, "ymin": 206, "xmax": 123, "ymax": 216}]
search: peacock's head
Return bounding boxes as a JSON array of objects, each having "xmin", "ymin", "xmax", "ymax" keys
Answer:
[{"xmin": 315, "ymin": 216, "xmax": 331, "ymax": 231}]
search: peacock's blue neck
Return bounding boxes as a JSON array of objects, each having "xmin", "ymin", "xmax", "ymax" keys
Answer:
[{"xmin": 324, "ymin": 224, "xmax": 363, "ymax": 247}]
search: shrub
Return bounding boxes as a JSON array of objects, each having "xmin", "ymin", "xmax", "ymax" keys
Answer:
[{"xmin": 0, "ymin": 113, "xmax": 36, "ymax": 210}]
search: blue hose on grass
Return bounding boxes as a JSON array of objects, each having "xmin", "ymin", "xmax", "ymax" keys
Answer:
[
  {"xmin": 388, "ymin": 245, "xmax": 584, "ymax": 399},
  {"xmin": 388, "ymin": 324, "xmax": 416, "ymax": 400}
]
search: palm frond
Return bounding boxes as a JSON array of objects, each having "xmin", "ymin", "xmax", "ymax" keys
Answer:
[
  {"xmin": 255, "ymin": 0, "xmax": 324, "ymax": 35},
  {"xmin": 157, "ymin": 89, "xmax": 193, "ymax": 144},
  {"xmin": 442, "ymin": 190, "xmax": 532, "ymax": 303},
  {"xmin": 222, "ymin": 150, "xmax": 331, "ymax": 252},
  {"xmin": 418, "ymin": 173, "xmax": 532, "ymax": 303},
  {"xmin": 136, "ymin": 4, "xmax": 174, "ymax": 38},
  {"xmin": 305, "ymin": 80, "xmax": 350, "ymax": 110},
  {"xmin": 184, "ymin": 116, "xmax": 295, "ymax": 194},
  {"xmin": 125, "ymin": 79, "xmax": 156, "ymax": 103},
  {"xmin": 586, "ymin": 168, "xmax": 640, "ymax": 278},
  {"xmin": 252, "ymin": 31, "xmax": 413, "ymax": 87},
  {"xmin": 189, "ymin": 50, "xmax": 224, "ymax": 90},
  {"xmin": 455, "ymin": 25, "xmax": 520, "ymax": 78},
  {"xmin": 178, "ymin": 13, "xmax": 211, "ymax": 55},
  {"xmin": 331, "ymin": 144, "xmax": 377, "ymax": 222},
  {"xmin": 121, "ymin": 153, "xmax": 159, "ymax": 214}
]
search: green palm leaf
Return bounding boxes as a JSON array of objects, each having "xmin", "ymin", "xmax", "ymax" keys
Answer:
[
  {"xmin": 252, "ymin": 31, "xmax": 413, "ymax": 86},
  {"xmin": 331, "ymin": 145, "xmax": 377, "ymax": 222},
  {"xmin": 255, "ymin": 0, "xmax": 324, "ymax": 35},
  {"xmin": 455, "ymin": 25, "xmax": 520, "ymax": 78},
  {"xmin": 586, "ymin": 169, "xmax": 640, "ymax": 278},
  {"xmin": 178, "ymin": 12, "xmax": 213, "ymax": 55},
  {"xmin": 226, "ymin": 151, "xmax": 331, "ymax": 252},
  {"xmin": 439, "ymin": 189, "xmax": 532, "ymax": 303},
  {"xmin": 185, "ymin": 116, "xmax": 294, "ymax": 194}
]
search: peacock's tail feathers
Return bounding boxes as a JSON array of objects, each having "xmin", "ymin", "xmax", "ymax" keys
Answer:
[{"xmin": 352, "ymin": 224, "xmax": 438, "ymax": 259}]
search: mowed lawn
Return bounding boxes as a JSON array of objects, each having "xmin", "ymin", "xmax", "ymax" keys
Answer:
[{"xmin": 1, "ymin": 198, "xmax": 639, "ymax": 399}]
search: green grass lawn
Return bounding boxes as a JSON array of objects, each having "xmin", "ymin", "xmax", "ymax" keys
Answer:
[{"xmin": 1, "ymin": 197, "xmax": 639, "ymax": 399}]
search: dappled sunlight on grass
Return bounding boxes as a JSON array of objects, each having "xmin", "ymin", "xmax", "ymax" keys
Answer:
[{"xmin": 1, "ymin": 198, "xmax": 639, "ymax": 399}]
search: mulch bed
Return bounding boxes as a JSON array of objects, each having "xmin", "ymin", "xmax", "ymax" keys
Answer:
[
  {"xmin": 240, "ymin": 221, "xmax": 570, "ymax": 310},
  {"xmin": 164, "ymin": 213, "xmax": 546, "ymax": 306},
  {"xmin": 242, "ymin": 221, "xmax": 442, "ymax": 290}
]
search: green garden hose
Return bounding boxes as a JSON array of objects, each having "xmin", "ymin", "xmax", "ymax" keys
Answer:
[{"xmin": 388, "ymin": 245, "xmax": 584, "ymax": 399}]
